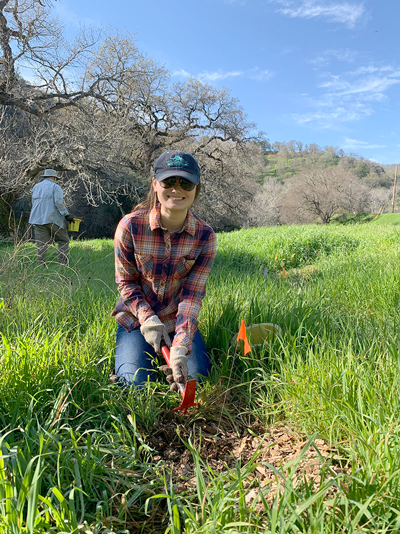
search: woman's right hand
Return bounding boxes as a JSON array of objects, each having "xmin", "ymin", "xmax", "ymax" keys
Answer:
[{"xmin": 140, "ymin": 315, "xmax": 171, "ymax": 354}]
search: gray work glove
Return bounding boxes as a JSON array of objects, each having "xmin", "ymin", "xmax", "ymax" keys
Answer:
[
  {"xmin": 160, "ymin": 346, "xmax": 188, "ymax": 392},
  {"xmin": 140, "ymin": 315, "xmax": 171, "ymax": 354}
]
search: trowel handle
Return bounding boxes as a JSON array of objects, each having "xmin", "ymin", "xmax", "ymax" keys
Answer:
[{"xmin": 161, "ymin": 342, "xmax": 171, "ymax": 366}]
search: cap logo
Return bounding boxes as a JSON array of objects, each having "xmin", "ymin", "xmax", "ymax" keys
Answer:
[{"xmin": 167, "ymin": 155, "xmax": 189, "ymax": 168}]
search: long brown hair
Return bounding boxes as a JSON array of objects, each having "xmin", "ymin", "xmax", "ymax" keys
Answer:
[{"xmin": 133, "ymin": 178, "xmax": 201, "ymax": 212}]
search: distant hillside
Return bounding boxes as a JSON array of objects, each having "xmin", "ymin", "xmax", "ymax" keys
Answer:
[
  {"xmin": 258, "ymin": 140, "xmax": 396, "ymax": 189},
  {"xmin": 247, "ymin": 140, "xmax": 399, "ymax": 228}
]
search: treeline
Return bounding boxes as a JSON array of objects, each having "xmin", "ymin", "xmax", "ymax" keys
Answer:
[
  {"xmin": 0, "ymin": 0, "xmax": 263, "ymax": 239},
  {"xmin": 1, "ymin": 1, "xmax": 398, "ymax": 240},
  {"xmin": 247, "ymin": 141, "xmax": 398, "ymax": 227},
  {"xmin": 12, "ymin": 139, "xmax": 398, "ymax": 238}
]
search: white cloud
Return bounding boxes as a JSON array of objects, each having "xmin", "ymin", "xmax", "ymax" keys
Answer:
[
  {"xmin": 171, "ymin": 67, "xmax": 273, "ymax": 82},
  {"xmin": 249, "ymin": 68, "xmax": 273, "ymax": 81},
  {"xmin": 272, "ymin": 0, "xmax": 365, "ymax": 28},
  {"xmin": 310, "ymin": 48, "xmax": 358, "ymax": 66},
  {"xmin": 319, "ymin": 67, "xmax": 400, "ymax": 99},
  {"xmin": 293, "ymin": 103, "xmax": 373, "ymax": 128},
  {"xmin": 171, "ymin": 68, "xmax": 242, "ymax": 81},
  {"xmin": 355, "ymin": 65, "xmax": 393, "ymax": 75},
  {"xmin": 293, "ymin": 64, "xmax": 400, "ymax": 129},
  {"xmin": 198, "ymin": 70, "xmax": 243, "ymax": 81},
  {"xmin": 171, "ymin": 68, "xmax": 191, "ymax": 78},
  {"xmin": 343, "ymin": 138, "xmax": 387, "ymax": 149}
]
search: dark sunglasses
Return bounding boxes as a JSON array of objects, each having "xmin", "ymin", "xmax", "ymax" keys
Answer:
[{"xmin": 159, "ymin": 176, "xmax": 196, "ymax": 191}]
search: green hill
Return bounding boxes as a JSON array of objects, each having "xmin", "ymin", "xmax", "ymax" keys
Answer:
[{"xmin": 370, "ymin": 213, "xmax": 400, "ymax": 225}]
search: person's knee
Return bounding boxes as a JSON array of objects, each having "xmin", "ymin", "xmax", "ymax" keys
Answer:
[
  {"xmin": 57, "ymin": 235, "xmax": 69, "ymax": 245},
  {"xmin": 116, "ymin": 367, "xmax": 157, "ymax": 388},
  {"xmin": 115, "ymin": 326, "xmax": 159, "ymax": 386}
]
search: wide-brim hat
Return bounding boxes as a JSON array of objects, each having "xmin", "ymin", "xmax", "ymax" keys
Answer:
[
  {"xmin": 153, "ymin": 150, "xmax": 200, "ymax": 185},
  {"xmin": 40, "ymin": 169, "xmax": 60, "ymax": 179}
]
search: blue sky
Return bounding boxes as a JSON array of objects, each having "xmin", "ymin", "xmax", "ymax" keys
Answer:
[{"xmin": 52, "ymin": 0, "xmax": 400, "ymax": 165}]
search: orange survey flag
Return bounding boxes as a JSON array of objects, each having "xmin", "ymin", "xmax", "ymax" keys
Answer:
[{"xmin": 237, "ymin": 320, "xmax": 251, "ymax": 355}]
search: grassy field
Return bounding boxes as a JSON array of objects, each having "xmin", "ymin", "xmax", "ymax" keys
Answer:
[{"xmin": 1, "ymin": 218, "xmax": 400, "ymax": 533}]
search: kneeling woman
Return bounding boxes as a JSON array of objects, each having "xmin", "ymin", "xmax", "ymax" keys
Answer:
[{"xmin": 112, "ymin": 150, "xmax": 217, "ymax": 390}]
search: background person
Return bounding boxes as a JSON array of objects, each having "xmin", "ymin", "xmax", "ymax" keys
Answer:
[
  {"xmin": 112, "ymin": 150, "xmax": 217, "ymax": 391},
  {"xmin": 29, "ymin": 168, "xmax": 74, "ymax": 266}
]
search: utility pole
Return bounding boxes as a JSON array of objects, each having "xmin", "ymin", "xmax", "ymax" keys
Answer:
[{"xmin": 392, "ymin": 166, "xmax": 398, "ymax": 213}]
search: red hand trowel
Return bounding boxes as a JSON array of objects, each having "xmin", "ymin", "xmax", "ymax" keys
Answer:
[{"xmin": 161, "ymin": 344, "xmax": 199, "ymax": 414}]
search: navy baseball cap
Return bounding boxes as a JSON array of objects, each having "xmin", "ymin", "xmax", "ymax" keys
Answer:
[{"xmin": 153, "ymin": 150, "xmax": 200, "ymax": 185}]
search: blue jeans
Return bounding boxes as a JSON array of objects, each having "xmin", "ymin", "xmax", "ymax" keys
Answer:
[{"xmin": 115, "ymin": 324, "xmax": 211, "ymax": 387}]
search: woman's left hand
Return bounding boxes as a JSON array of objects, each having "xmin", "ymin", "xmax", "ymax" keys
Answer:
[
  {"xmin": 160, "ymin": 346, "xmax": 189, "ymax": 390},
  {"xmin": 159, "ymin": 364, "xmax": 178, "ymax": 391},
  {"xmin": 169, "ymin": 346, "xmax": 189, "ymax": 385}
]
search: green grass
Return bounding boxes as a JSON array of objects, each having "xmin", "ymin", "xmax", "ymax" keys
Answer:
[
  {"xmin": 2, "ymin": 221, "xmax": 400, "ymax": 532},
  {"xmin": 369, "ymin": 213, "xmax": 400, "ymax": 226}
]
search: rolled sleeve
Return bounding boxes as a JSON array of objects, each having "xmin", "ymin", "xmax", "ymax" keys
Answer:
[{"xmin": 114, "ymin": 217, "xmax": 154, "ymax": 323}]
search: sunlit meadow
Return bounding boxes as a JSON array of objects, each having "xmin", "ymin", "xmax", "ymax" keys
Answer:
[{"xmin": 1, "ymin": 219, "xmax": 400, "ymax": 533}]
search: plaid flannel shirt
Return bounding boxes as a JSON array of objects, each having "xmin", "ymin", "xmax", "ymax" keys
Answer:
[{"xmin": 112, "ymin": 205, "xmax": 217, "ymax": 352}]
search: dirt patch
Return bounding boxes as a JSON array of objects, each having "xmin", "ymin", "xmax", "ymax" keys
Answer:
[{"xmin": 148, "ymin": 415, "xmax": 342, "ymax": 505}]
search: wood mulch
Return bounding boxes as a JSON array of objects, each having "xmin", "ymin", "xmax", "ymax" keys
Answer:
[{"xmin": 147, "ymin": 414, "xmax": 344, "ymax": 507}]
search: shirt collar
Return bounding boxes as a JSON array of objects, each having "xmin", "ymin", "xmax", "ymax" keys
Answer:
[{"xmin": 149, "ymin": 204, "xmax": 196, "ymax": 236}]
